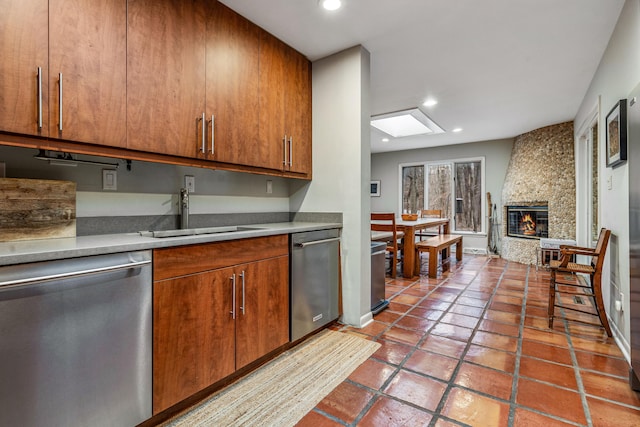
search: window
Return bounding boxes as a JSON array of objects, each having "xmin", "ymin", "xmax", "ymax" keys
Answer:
[
  {"xmin": 402, "ymin": 165, "xmax": 424, "ymax": 213},
  {"xmin": 400, "ymin": 158, "xmax": 484, "ymax": 233},
  {"xmin": 454, "ymin": 161, "xmax": 482, "ymax": 232},
  {"xmin": 427, "ymin": 164, "xmax": 452, "ymax": 219}
]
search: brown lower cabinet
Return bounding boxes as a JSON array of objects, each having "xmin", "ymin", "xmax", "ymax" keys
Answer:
[{"xmin": 152, "ymin": 236, "xmax": 289, "ymax": 414}]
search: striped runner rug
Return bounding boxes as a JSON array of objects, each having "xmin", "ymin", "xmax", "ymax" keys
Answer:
[{"xmin": 164, "ymin": 329, "xmax": 380, "ymax": 427}]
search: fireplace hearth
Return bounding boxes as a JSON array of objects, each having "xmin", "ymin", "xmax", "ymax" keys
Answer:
[{"xmin": 506, "ymin": 205, "xmax": 548, "ymax": 239}]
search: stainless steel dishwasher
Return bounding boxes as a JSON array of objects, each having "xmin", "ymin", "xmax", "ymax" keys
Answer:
[
  {"xmin": 0, "ymin": 251, "xmax": 152, "ymax": 427},
  {"xmin": 290, "ymin": 229, "xmax": 341, "ymax": 341},
  {"xmin": 371, "ymin": 241, "xmax": 389, "ymax": 314}
]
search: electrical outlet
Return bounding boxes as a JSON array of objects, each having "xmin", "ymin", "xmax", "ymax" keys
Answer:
[
  {"xmin": 185, "ymin": 175, "xmax": 195, "ymax": 192},
  {"xmin": 102, "ymin": 169, "xmax": 117, "ymax": 191},
  {"xmin": 266, "ymin": 180, "xmax": 273, "ymax": 194}
]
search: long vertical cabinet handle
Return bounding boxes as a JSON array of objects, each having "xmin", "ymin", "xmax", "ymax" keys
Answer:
[
  {"xmin": 36, "ymin": 67, "xmax": 43, "ymax": 129},
  {"xmin": 199, "ymin": 113, "xmax": 206, "ymax": 153},
  {"xmin": 230, "ymin": 273, "xmax": 236, "ymax": 319},
  {"xmin": 289, "ymin": 136, "xmax": 293, "ymax": 168},
  {"xmin": 58, "ymin": 73, "xmax": 63, "ymax": 131},
  {"xmin": 282, "ymin": 134, "xmax": 287, "ymax": 166},
  {"xmin": 211, "ymin": 114, "xmax": 216, "ymax": 155},
  {"xmin": 239, "ymin": 271, "xmax": 245, "ymax": 315}
]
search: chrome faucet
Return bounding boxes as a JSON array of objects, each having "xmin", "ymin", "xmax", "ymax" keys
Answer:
[{"xmin": 180, "ymin": 188, "xmax": 189, "ymax": 229}]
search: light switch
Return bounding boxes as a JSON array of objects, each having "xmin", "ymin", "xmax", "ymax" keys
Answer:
[
  {"xmin": 607, "ymin": 175, "xmax": 612, "ymax": 190},
  {"xmin": 102, "ymin": 169, "xmax": 117, "ymax": 191}
]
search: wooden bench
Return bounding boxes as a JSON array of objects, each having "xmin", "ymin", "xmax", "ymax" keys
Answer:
[{"xmin": 415, "ymin": 234, "xmax": 463, "ymax": 278}]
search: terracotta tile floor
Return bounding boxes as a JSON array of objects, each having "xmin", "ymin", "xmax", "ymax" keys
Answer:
[{"xmin": 296, "ymin": 256, "xmax": 640, "ymax": 427}]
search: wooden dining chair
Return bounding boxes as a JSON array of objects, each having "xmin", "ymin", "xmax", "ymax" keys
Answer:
[
  {"xmin": 371, "ymin": 213, "xmax": 404, "ymax": 278},
  {"xmin": 548, "ymin": 228, "xmax": 612, "ymax": 336},
  {"xmin": 416, "ymin": 209, "xmax": 443, "ymax": 240}
]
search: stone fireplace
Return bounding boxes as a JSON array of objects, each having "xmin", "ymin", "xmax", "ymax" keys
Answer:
[{"xmin": 501, "ymin": 122, "xmax": 576, "ymax": 264}]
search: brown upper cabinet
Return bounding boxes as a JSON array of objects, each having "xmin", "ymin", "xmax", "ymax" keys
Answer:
[
  {"xmin": 286, "ymin": 47, "xmax": 312, "ymax": 175},
  {"xmin": 128, "ymin": 0, "xmax": 311, "ymax": 176},
  {"xmin": 127, "ymin": 0, "xmax": 207, "ymax": 157},
  {"xmin": 0, "ymin": 0, "xmax": 127, "ymax": 147},
  {"xmin": 203, "ymin": 1, "xmax": 261, "ymax": 167},
  {"xmin": 0, "ymin": 0, "xmax": 49, "ymax": 137},
  {"xmin": 259, "ymin": 31, "xmax": 312, "ymax": 175},
  {"xmin": 1, "ymin": 0, "xmax": 311, "ymax": 178}
]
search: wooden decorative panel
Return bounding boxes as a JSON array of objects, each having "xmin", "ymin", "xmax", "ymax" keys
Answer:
[{"xmin": 0, "ymin": 178, "xmax": 76, "ymax": 241}]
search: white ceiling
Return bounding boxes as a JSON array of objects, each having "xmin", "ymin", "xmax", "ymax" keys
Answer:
[{"xmin": 220, "ymin": 0, "xmax": 625, "ymax": 153}]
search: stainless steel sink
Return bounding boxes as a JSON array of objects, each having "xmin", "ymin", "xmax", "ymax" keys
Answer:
[{"xmin": 138, "ymin": 226, "xmax": 264, "ymax": 238}]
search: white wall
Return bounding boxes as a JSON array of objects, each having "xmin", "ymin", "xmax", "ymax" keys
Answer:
[
  {"xmin": 574, "ymin": 0, "xmax": 640, "ymax": 355},
  {"xmin": 290, "ymin": 46, "xmax": 372, "ymax": 327},
  {"xmin": 371, "ymin": 138, "xmax": 513, "ymax": 253}
]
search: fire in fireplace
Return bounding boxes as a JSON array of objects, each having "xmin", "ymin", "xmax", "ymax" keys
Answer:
[{"xmin": 506, "ymin": 205, "xmax": 548, "ymax": 239}]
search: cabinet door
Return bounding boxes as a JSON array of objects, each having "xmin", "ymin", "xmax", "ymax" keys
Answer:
[
  {"xmin": 258, "ymin": 30, "xmax": 288, "ymax": 171},
  {"xmin": 49, "ymin": 0, "xmax": 126, "ymax": 147},
  {"xmin": 205, "ymin": 2, "xmax": 260, "ymax": 165},
  {"xmin": 153, "ymin": 268, "xmax": 235, "ymax": 414},
  {"xmin": 0, "ymin": 0, "xmax": 48, "ymax": 136},
  {"xmin": 285, "ymin": 47, "xmax": 312, "ymax": 175},
  {"xmin": 127, "ymin": 0, "xmax": 206, "ymax": 157},
  {"xmin": 259, "ymin": 30, "xmax": 312, "ymax": 175},
  {"xmin": 235, "ymin": 256, "xmax": 289, "ymax": 369}
]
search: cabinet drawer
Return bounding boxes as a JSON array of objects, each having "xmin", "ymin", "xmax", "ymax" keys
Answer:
[{"xmin": 153, "ymin": 234, "xmax": 288, "ymax": 281}]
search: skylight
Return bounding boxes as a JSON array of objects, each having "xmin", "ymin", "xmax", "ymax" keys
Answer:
[{"xmin": 370, "ymin": 108, "xmax": 444, "ymax": 138}]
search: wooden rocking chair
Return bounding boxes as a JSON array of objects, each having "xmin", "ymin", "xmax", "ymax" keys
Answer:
[{"xmin": 548, "ymin": 228, "xmax": 612, "ymax": 336}]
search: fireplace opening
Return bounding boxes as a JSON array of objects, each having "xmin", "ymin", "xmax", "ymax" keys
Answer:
[{"xmin": 506, "ymin": 205, "xmax": 548, "ymax": 239}]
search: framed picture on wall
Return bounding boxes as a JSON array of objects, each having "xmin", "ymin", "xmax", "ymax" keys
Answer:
[
  {"xmin": 370, "ymin": 180, "xmax": 381, "ymax": 197},
  {"xmin": 606, "ymin": 99, "xmax": 627, "ymax": 168}
]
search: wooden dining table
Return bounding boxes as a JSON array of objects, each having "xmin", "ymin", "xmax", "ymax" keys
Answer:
[{"xmin": 394, "ymin": 217, "xmax": 450, "ymax": 278}]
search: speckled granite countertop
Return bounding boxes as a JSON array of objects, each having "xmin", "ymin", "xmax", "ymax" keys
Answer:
[{"xmin": 0, "ymin": 222, "xmax": 342, "ymax": 266}]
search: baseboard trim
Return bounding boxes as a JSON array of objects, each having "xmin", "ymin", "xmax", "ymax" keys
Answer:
[
  {"xmin": 609, "ymin": 315, "xmax": 631, "ymax": 363},
  {"xmin": 463, "ymin": 247, "xmax": 488, "ymax": 255},
  {"xmin": 359, "ymin": 312, "xmax": 374, "ymax": 328}
]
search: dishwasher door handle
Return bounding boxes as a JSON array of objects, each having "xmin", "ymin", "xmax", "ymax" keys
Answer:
[
  {"xmin": 294, "ymin": 237, "xmax": 341, "ymax": 248},
  {"xmin": 0, "ymin": 260, "xmax": 151, "ymax": 289}
]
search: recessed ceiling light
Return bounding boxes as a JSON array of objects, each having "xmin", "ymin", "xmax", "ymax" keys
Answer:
[
  {"xmin": 452, "ymin": 128, "xmax": 463, "ymax": 133},
  {"xmin": 423, "ymin": 99, "xmax": 438, "ymax": 107},
  {"xmin": 382, "ymin": 138, "xmax": 389, "ymax": 142},
  {"xmin": 371, "ymin": 108, "xmax": 444, "ymax": 138},
  {"xmin": 320, "ymin": 0, "xmax": 341, "ymax": 11}
]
